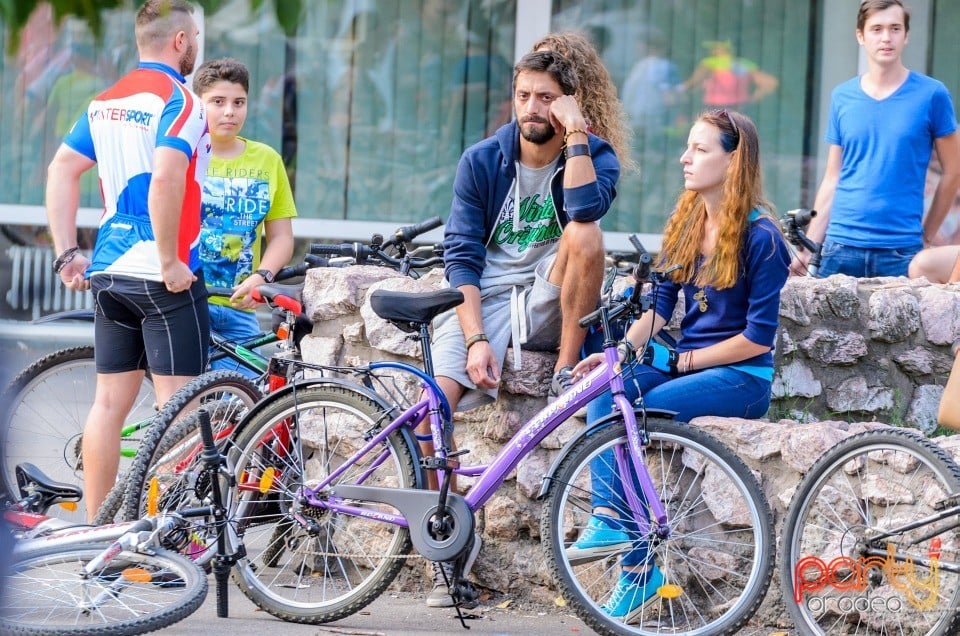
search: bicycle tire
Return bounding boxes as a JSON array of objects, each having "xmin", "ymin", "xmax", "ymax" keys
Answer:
[
  {"xmin": 1, "ymin": 541, "xmax": 207, "ymax": 635},
  {"xmin": 1, "ymin": 346, "xmax": 155, "ymax": 524},
  {"xmin": 542, "ymin": 418, "xmax": 774, "ymax": 636},
  {"xmin": 228, "ymin": 383, "xmax": 418, "ymax": 623},
  {"xmin": 117, "ymin": 371, "xmax": 262, "ymax": 557},
  {"xmin": 780, "ymin": 428, "xmax": 960, "ymax": 636}
]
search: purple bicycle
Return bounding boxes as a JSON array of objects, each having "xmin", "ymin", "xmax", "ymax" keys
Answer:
[{"xmin": 223, "ymin": 252, "xmax": 774, "ymax": 635}]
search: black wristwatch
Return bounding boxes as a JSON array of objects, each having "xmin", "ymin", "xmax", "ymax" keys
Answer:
[{"xmin": 254, "ymin": 268, "xmax": 275, "ymax": 283}]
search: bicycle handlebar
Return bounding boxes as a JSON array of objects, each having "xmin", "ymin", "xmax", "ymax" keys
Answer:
[
  {"xmin": 781, "ymin": 208, "xmax": 823, "ymax": 276},
  {"xmin": 382, "ymin": 215, "xmax": 443, "ymax": 249},
  {"xmin": 309, "ymin": 218, "xmax": 445, "ymax": 276},
  {"xmin": 578, "ymin": 234, "xmax": 657, "ymax": 329}
]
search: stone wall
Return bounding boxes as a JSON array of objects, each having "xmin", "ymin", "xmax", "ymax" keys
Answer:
[
  {"xmin": 771, "ymin": 275, "xmax": 959, "ymax": 434},
  {"xmin": 298, "ymin": 266, "xmax": 959, "ymax": 623}
]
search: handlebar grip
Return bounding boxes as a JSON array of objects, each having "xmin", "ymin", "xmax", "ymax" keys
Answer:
[
  {"xmin": 578, "ymin": 307, "xmax": 603, "ymax": 329},
  {"xmin": 400, "ymin": 216, "xmax": 443, "ymax": 241},
  {"xmin": 309, "ymin": 243, "xmax": 349, "ymax": 256},
  {"xmin": 633, "ymin": 252, "xmax": 653, "ymax": 283},
  {"xmin": 197, "ymin": 409, "xmax": 217, "ymax": 459},
  {"xmin": 385, "ymin": 216, "xmax": 444, "ymax": 248},
  {"xmin": 206, "ymin": 286, "xmax": 234, "ymax": 298},
  {"xmin": 275, "ymin": 263, "xmax": 307, "ymax": 281},
  {"xmin": 786, "ymin": 208, "xmax": 817, "ymax": 229}
]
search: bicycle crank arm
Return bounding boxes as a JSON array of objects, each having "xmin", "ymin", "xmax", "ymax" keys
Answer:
[{"xmin": 331, "ymin": 485, "xmax": 474, "ymax": 562}]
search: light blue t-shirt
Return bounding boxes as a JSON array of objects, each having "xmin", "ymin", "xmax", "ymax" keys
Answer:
[{"xmin": 826, "ymin": 71, "xmax": 957, "ymax": 248}]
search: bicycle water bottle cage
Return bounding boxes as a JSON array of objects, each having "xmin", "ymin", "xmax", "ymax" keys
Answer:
[{"xmin": 369, "ymin": 289, "xmax": 464, "ymax": 333}]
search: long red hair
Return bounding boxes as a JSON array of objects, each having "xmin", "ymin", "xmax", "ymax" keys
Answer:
[{"xmin": 659, "ymin": 110, "xmax": 776, "ymax": 289}]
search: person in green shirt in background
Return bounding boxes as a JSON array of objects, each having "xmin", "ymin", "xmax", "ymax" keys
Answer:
[{"xmin": 194, "ymin": 57, "xmax": 297, "ymax": 377}]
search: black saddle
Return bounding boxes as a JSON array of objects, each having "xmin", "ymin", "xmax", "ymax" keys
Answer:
[
  {"xmin": 16, "ymin": 462, "xmax": 83, "ymax": 506},
  {"xmin": 369, "ymin": 289, "xmax": 464, "ymax": 333}
]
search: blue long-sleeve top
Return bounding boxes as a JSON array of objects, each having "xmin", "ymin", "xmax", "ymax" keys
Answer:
[{"xmin": 653, "ymin": 214, "xmax": 790, "ymax": 377}]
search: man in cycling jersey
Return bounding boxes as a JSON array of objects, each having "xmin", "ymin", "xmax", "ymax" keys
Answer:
[{"xmin": 45, "ymin": 0, "xmax": 211, "ymax": 522}]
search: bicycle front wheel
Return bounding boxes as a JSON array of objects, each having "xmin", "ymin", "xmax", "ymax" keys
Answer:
[
  {"xmin": 1, "ymin": 346, "xmax": 155, "ymax": 523},
  {"xmin": 781, "ymin": 428, "xmax": 960, "ymax": 636},
  {"xmin": 542, "ymin": 418, "xmax": 774, "ymax": 636},
  {"xmin": 116, "ymin": 371, "xmax": 262, "ymax": 556},
  {"xmin": 1, "ymin": 542, "xmax": 207, "ymax": 636},
  {"xmin": 228, "ymin": 383, "xmax": 418, "ymax": 624}
]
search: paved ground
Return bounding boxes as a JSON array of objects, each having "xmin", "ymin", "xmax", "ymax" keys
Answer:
[{"xmin": 162, "ymin": 582, "xmax": 591, "ymax": 635}]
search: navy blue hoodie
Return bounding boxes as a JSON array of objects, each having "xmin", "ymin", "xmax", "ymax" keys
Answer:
[{"xmin": 443, "ymin": 120, "xmax": 620, "ymax": 290}]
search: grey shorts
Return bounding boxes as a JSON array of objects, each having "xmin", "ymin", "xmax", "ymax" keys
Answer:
[{"xmin": 432, "ymin": 257, "xmax": 562, "ymax": 412}]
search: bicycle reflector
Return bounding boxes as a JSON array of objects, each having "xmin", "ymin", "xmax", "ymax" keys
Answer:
[
  {"xmin": 658, "ymin": 583, "xmax": 684, "ymax": 599},
  {"xmin": 147, "ymin": 477, "xmax": 160, "ymax": 516},
  {"xmin": 121, "ymin": 568, "xmax": 154, "ymax": 584},
  {"xmin": 930, "ymin": 537, "xmax": 942, "ymax": 559},
  {"xmin": 259, "ymin": 467, "xmax": 276, "ymax": 494},
  {"xmin": 58, "ymin": 501, "xmax": 78, "ymax": 512}
]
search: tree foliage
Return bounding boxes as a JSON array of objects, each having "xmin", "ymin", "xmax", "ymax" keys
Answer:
[{"xmin": 1, "ymin": 0, "xmax": 302, "ymax": 54}]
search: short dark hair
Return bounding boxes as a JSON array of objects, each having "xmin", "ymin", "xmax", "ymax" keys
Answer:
[
  {"xmin": 513, "ymin": 50, "xmax": 579, "ymax": 97},
  {"xmin": 135, "ymin": 0, "xmax": 195, "ymax": 51},
  {"xmin": 193, "ymin": 57, "xmax": 250, "ymax": 95},
  {"xmin": 857, "ymin": 0, "xmax": 910, "ymax": 33}
]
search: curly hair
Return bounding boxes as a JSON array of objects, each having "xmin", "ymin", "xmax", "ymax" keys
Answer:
[
  {"xmin": 659, "ymin": 109, "xmax": 777, "ymax": 289},
  {"xmin": 533, "ymin": 31, "xmax": 634, "ymax": 171}
]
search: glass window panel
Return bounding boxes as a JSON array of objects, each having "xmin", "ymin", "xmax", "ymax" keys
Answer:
[
  {"xmin": 293, "ymin": 0, "xmax": 516, "ymax": 224},
  {"xmin": 0, "ymin": 5, "xmax": 134, "ymax": 211},
  {"xmin": 551, "ymin": 0, "xmax": 814, "ymax": 234},
  {"xmin": 928, "ymin": 0, "xmax": 960, "ymax": 245}
]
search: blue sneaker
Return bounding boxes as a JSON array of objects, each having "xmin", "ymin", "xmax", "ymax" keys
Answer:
[
  {"xmin": 564, "ymin": 515, "xmax": 632, "ymax": 565},
  {"xmin": 601, "ymin": 565, "xmax": 665, "ymax": 623}
]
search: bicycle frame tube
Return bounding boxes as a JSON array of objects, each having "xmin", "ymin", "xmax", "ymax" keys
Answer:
[
  {"xmin": 307, "ymin": 344, "xmax": 669, "ymax": 534},
  {"xmin": 305, "ymin": 397, "xmax": 431, "ymax": 528},
  {"xmin": 209, "ymin": 332, "xmax": 273, "ymax": 374},
  {"xmin": 462, "ymin": 344, "xmax": 668, "ymax": 533}
]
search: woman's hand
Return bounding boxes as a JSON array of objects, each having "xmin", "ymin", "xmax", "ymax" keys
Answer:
[{"xmin": 572, "ymin": 352, "xmax": 604, "ymax": 380}]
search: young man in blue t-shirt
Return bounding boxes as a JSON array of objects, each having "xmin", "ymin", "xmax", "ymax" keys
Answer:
[{"xmin": 792, "ymin": 0, "xmax": 960, "ymax": 278}]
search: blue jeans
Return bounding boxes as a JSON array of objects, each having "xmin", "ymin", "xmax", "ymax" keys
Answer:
[
  {"xmin": 817, "ymin": 239, "xmax": 921, "ymax": 278},
  {"xmin": 587, "ymin": 363, "xmax": 772, "ymax": 566},
  {"xmin": 208, "ymin": 304, "xmax": 262, "ymax": 379}
]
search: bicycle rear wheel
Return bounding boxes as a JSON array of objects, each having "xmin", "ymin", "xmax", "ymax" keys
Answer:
[
  {"xmin": 542, "ymin": 418, "xmax": 774, "ymax": 636},
  {"xmin": 780, "ymin": 428, "xmax": 960, "ymax": 636},
  {"xmin": 117, "ymin": 371, "xmax": 262, "ymax": 558},
  {"xmin": 0, "ymin": 346, "xmax": 155, "ymax": 524},
  {"xmin": 228, "ymin": 383, "xmax": 418, "ymax": 623},
  {"xmin": 1, "ymin": 542, "xmax": 207, "ymax": 636}
]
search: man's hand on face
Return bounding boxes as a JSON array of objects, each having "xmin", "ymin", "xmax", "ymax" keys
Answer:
[{"xmin": 550, "ymin": 95, "xmax": 587, "ymax": 135}]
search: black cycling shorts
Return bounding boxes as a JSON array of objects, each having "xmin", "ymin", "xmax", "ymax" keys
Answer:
[{"xmin": 91, "ymin": 273, "xmax": 210, "ymax": 376}]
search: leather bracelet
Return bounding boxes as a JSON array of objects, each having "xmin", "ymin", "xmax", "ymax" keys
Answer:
[
  {"xmin": 564, "ymin": 143, "xmax": 591, "ymax": 160},
  {"xmin": 52, "ymin": 246, "xmax": 80, "ymax": 273},
  {"xmin": 465, "ymin": 332, "xmax": 489, "ymax": 350},
  {"xmin": 563, "ymin": 128, "xmax": 587, "ymax": 145}
]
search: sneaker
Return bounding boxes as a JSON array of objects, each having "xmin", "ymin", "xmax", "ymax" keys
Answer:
[
  {"xmin": 601, "ymin": 565, "xmax": 665, "ymax": 623},
  {"xmin": 565, "ymin": 515, "xmax": 632, "ymax": 566},
  {"xmin": 548, "ymin": 366, "xmax": 575, "ymax": 402},
  {"xmin": 426, "ymin": 534, "xmax": 482, "ymax": 608}
]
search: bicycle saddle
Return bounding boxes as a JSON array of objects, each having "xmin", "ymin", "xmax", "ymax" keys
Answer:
[
  {"xmin": 369, "ymin": 289, "xmax": 464, "ymax": 332},
  {"xmin": 16, "ymin": 462, "xmax": 83, "ymax": 504}
]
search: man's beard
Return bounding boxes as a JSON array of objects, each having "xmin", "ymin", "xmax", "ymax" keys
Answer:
[
  {"xmin": 180, "ymin": 43, "xmax": 196, "ymax": 76},
  {"xmin": 519, "ymin": 117, "xmax": 556, "ymax": 144}
]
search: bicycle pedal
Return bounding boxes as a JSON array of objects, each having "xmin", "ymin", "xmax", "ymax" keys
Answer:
[{"xmin": 934, "ymin": 493, "xmax": 960, "ymax": 511}]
